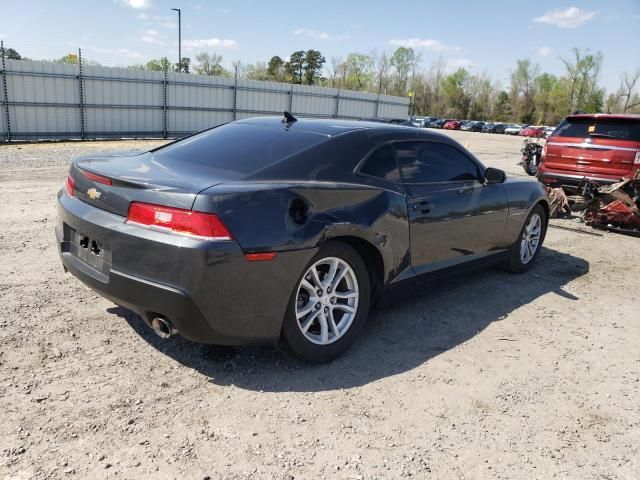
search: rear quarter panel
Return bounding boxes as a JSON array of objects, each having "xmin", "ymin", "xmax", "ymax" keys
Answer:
[{"xmin": 193, "ymin": 182, "xmax": 412, "ymax": 284}]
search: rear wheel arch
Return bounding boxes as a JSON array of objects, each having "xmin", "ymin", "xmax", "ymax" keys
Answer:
[{"xmin": 320, "ymin": 236, "xmax": 384, "ymax": 303}]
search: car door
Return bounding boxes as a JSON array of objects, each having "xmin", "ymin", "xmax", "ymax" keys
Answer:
[{"xmin": 394, "ymin": 141, "xmax": 509, "ymax": 273}]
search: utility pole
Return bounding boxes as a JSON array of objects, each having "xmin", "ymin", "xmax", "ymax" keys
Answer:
[{"xmin": 171, "ymin": 8, "xmax": 181, "ymax": 72}]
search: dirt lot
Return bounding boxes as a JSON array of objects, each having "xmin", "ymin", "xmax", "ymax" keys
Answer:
[{"xmin": 1, "ymin": 131, "xmax": 639, "ymax": 480}]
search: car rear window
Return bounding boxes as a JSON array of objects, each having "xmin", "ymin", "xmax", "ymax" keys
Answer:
[
  {"xmin": 151, "ymin": 123, "xmax": 327, "ymax": 175},
  {"xmin": 552, "ymin": 117, "xmax": 640, "ymax": 141}
]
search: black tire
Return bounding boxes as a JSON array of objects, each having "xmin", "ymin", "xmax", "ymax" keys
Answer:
[
  {"xmin": 505, "ymin": 204, "xmax": 547, "ymax": 273},
  {"xmin": 281, "ymin": 241, "xmax": 371, "ymax": 363}
]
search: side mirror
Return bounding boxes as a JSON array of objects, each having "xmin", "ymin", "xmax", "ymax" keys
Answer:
[{"xmin": 484, "ymin": 167, "xmax": 506, "ymax": 184}]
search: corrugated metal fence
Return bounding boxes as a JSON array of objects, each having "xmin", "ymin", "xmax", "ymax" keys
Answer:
[{"xmin": 0, "ymin": 48, "xmax": 410, "ymax": 142}]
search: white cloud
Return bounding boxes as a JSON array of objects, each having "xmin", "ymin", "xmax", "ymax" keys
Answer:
[
  {"xmin": 293, "ymin": 28, "xmax": 349, "ymax": 41},
  {"xmin": 536, "ymin": 46, "xmax": 553, "ymax": 57},
  {"xmin": 446, "ymin": 59, "xmax": 475, "ymax": 71},
  {"xmin": 137, "ymin": 13, "xmax": 176, "ymax": 29},
  {"xmin": 139, "ymin": 29, "xmax": 165, "ymax": 45},
  {"xmin": 0, "ymin": 33, "xmax": 6, "ymax": 39},
  {"xmin": 183, "ymin": 38, "xmax": 237, "ymax": 49},
  {"xmin": 84, "ymin": 46, "xmax": 144, "ymax": 59},
  {"xmin": 388, "ymin": 38, "xmax": 460, "ymax": 52},
  {"xmin": 119, "ymin": 0, "xmax": 152, "ymax": 9},
  {"xmin": 533, "ymin": 6, "xmax": 597, "ymax": 28}
]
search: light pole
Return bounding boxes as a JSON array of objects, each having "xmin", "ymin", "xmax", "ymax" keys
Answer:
[{"xmin": 171, "ymin": 8, "xmax": 181, "ymax": 71}]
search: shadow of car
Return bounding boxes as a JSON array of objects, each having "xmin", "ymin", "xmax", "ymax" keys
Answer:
[{"xmin": 109, "ymin": 246, "xmax": 588, "ymax": 392}]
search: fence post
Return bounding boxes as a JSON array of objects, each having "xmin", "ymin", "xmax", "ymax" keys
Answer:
[
  {"xmin": 375, "ymin": 89, "xmax": 381, "ymax": 119},
  {"xmin": 78, "ymin": 48, "xmax": 86, "ymax": 140},
  {"xmin": 1, "ymin": 41, "xmax": 11, "ymax": 142},
  {"xmin": 233, "ymin": 64, "xmax": 238, "ymax": 121},
  {"xmin": 288, "ymin": 83, "xmax": 294, "ymax": 113},
  {"xmin": 334, "ymin": 89, "xmax": 340, "ymax": 119},
  {"xmin": 162, "ymin": 60, "xmax": 168, "ymax": 139}
]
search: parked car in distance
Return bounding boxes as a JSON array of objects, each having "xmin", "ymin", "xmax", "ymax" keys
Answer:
[
  {"xmin": 360, "ymin": 117, "xmax": 409, "ymax": 125},
  {"xmin": 538, "ymin": 113, "xmax": 640, "ymax": 192},
  {"xmin": 56, "ymin": 115, "xmax": 549, "ymax": 362},
  {"xmin": 505, "ymin": 124, "xmax": 525, "ymax": 135},
  {"xmin": 543, "ymin": 126, "xmax": 555, "ymax": 138},
  {"xmin": 520, "ymin": 126, "xmax": 546, "ymax": 138},
  {"xmin": 462, "ymin": 121, "xmax": 485, "ymax": 132},
  {"xmin": 407, "ymin": 117, "xmax": 423, "ymax": 127},
  {"xmin": 427, "ymin": 118, "xmax": 446, "ymax": 128},
  {"xmin": 485, "ymin": 123, "xmax": 506, "ymax": 134},
  {"xmin": 443, "ymin": 120, "xmax": 462, "ymax": 130}
]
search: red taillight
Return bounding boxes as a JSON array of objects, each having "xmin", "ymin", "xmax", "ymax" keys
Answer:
[
  {"xmin": 65, "ymin": 173, "xmax": 76, "ymax": 197},
  {"xmin": 80, "ymin": 169, "xmax": 112, "ymax": 185},
  {"xmin": 126, "ymin": 202, "xmax": 232, "ymax": 240}
]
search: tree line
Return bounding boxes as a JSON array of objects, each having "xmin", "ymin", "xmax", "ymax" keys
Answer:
[{"xmin": 2, "ymin": 44, "xmax": 639, "ymax": 125}]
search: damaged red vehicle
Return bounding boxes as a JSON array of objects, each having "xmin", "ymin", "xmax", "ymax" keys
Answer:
[{"xmin": 538, "ymin": 114, "xmax": 640, "ymax": 192}]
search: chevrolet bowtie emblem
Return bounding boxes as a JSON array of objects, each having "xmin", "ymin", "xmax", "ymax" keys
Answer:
[{"xmin": 87, "ymin": 188, "xmax": 102, "ymax": 200}]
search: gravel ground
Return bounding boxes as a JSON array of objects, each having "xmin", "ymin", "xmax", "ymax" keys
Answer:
[{"xmin": 1, "ymin": 131, "xmax": 639, "ymax": 480}]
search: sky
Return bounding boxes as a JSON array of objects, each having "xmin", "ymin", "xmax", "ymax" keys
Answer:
[{"xmin": 1, "ymin": 0, "xmax": 639, "ymax": 92}]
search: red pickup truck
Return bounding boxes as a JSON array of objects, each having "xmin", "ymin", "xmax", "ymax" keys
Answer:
[{"xmin": 538, "ymin": 113, "xmax": 640, "ymax": 192}]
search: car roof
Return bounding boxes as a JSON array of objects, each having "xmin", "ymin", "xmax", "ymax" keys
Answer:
[
  {"xmin": 236, "ymin": 116, "xmax": 407, "ymax": 137},
  {"xmin": 235, "ymin": 116, "xmax": 452, "ymax": 139},
  {"xmin": 568, "ymin": 113, "xmax": 640, "ymax": 121}
]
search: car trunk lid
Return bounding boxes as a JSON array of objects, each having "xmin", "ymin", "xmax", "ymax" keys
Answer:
[{"xmin": 71, "ymin": 151, "xmax": 235, "ymax": 217}]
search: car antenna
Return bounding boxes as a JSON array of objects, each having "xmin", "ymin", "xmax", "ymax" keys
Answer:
[{"xmin": 282, "ymin": 111, "xmax": 297, "ymax": 123}]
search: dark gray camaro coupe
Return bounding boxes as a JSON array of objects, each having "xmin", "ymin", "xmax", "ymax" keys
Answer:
[{"xmin": 56, "ymin": 115, "xmax": 549, "ymax": 362}]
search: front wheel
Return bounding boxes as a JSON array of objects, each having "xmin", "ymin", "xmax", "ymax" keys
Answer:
[
  {"xmin": 281, "ymin": 242, "xmax": 371, "ymax": 362},
  {"xmin": 505, "ymin": 204, "xmax": 547, "ymax": 273}
]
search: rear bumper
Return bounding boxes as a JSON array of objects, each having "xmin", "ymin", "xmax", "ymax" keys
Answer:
[
  {"xmin": 537, "ymin": 168, "xmax": 624, "ymax": 192},
  {"xmin": 56, "ymin": 191, "xmax": 317, "ymax": 346}
]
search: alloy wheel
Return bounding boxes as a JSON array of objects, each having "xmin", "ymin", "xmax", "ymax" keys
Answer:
[
  {"xmin": 520, "ymin": 213, "xmax": 542, "ymax": 264},
  {"xmin": 295, "ymin": 257, "xmax": 359, "ymax": 345}
]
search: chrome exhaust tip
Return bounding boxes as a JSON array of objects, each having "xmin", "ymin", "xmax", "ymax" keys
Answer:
[{"xmin": 150, "ymin": 317, "xmax": 177, "ymax": 339}]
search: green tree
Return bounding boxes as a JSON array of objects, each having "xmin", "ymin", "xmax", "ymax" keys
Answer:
[
  {"xmin": 510, "ymin": 58, "xmax": 539, "ymax": 123},
  {"xmin": 145, "ymin": 58, "xmax": 172, "ymax": 71},
  {"xmin": 561, "ymin": 48, "xmax": 604, "ymax": 113},
  {"xmin": 267, "ymin": 56, "xmax": 286, "ymax": 81},
  {"xmin": 194, "ymin": 52, "xmax": 229, "ymax": 77},
  {"xmin": 303, "ymin": 49, "xmax": 325, "ymax": 85},
  {"xmin": 390, "ymin": 47, "xmax": 418, "ymax": 94},
  {"xmin": 343, "ymin": 53, "xmax": 373, "ymax": 90},
  {"xmin": 0, "ymin": 46, "xmax": 21, "ymax": 60},
  {"xmin": 175, "ymin": 57, "xmax": 190, "ymax": 73},
  {"xmin": 442, "ymin": 68, "xmax": 470, "ymax": 118},
  {"xmin": 533, "ymin": 73, "xmax": 557, "ymax": 124},
  {"xmin": 287, "ymin": 50, "xmax": 306, "ymax": 84},
  {"xmin": 493, "ymin": 91, "xmax": 512, "ymax": 121}
]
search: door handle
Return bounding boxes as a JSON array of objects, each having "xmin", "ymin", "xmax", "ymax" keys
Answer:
[
  {"xmin": 457, "ymin": 187, "xmax": 473, "ymax": 195},
  {"xmin": 412, "ymin": 201, "xmax": 431, "ymax": 213}
]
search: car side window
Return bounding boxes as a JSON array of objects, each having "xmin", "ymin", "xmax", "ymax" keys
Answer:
[
  {"xmin": 359, "ymin": 144, "xmax": 401, "ymax": 182},
  {"xmin": 395, "ymin": 141, "xmax": 479, "ymax": 183}
]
